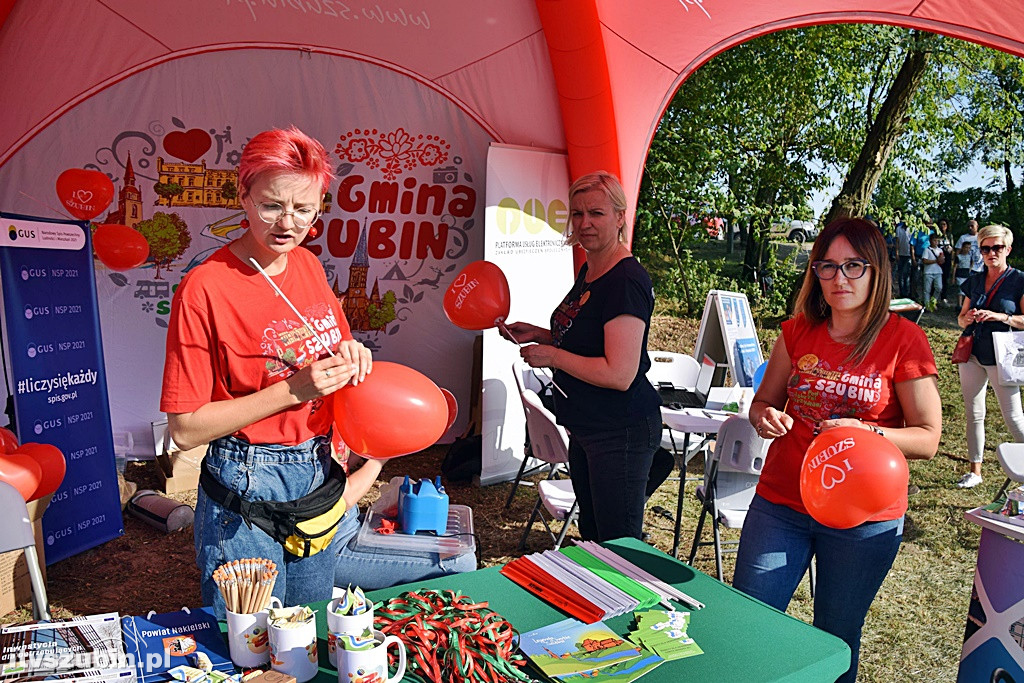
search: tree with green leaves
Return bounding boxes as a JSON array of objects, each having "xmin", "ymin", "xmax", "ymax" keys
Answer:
[
  {"xmin": 153, "ymin": 181, "xmax": 184, "ymax": 207},
  {"xmin": 136, "ymin": 212, "xmax": 191, "ymax": 279}
]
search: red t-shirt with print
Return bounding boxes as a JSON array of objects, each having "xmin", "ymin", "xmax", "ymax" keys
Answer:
[
  {"xmin": 757, "ymin": 312, "xmax": 937, "ymax": 521},
  {"xmin": 161, "ymin": 245, "xmax": 352, "ymax": 446}
]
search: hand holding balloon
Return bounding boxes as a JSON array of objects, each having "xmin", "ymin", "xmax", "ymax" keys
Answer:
[{"xmin": 520, "ymin": 343, "xmax": 560, "ymax": 369}]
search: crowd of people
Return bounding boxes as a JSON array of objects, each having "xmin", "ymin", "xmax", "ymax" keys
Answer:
[{"xmin": 158, "ymin": 125, "xmax": 1019, "ymax": 682}]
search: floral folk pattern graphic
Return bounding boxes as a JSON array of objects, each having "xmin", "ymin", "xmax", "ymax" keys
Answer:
[{"xmin": 335, "ymin": 128, "xmax": 450, "ymax": 180}]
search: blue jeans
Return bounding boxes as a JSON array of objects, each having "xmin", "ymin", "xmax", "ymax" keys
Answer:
[
  {"xmin": 195, "ymin": 434, "xmax": 342, "ymax": 619},
  {"xmin": 733, "ymin": 495, "xmax": 903, "ymax": 683},
  {"xmin": 567, "ymin": 412, "xmax": 661, "ymax": 542},
  {"xmin": 333, "ymin": 506, "xmax": 477, "ymax": 590}
]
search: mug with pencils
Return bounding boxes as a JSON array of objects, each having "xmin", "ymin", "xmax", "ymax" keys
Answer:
[{"xmin": 225, "ymin": 596, "xmax": 283, "ymax": 668}]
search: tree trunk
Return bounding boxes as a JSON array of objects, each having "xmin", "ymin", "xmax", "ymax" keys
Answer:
[
  {"xmin": 1004, "ymin": 156, "xmax": 1020, "ymax": 230},
  {"xmin": 825, "ymin": 38, "xmax": 932, "ymax": 224}
]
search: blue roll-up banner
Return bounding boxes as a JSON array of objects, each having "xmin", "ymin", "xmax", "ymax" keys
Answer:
[{"xmin": 0, "ymin": 213, "xmax": 123, "ymax": 563}]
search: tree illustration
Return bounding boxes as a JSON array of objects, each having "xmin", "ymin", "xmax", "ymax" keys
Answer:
[
  {"xmin": 136, "ymin": 212, "xmax": 191, "ymax": 279},
  {"xmin": 367, "ymin": 290, "xmax": 397, "ymax": 330},
  {"xmin": 221, "ymin": 178, "xmax": 238, "ymax": 202},
  {"xmin": 153, "ymin": 181, "xmax": 184, "ymax": 206}
]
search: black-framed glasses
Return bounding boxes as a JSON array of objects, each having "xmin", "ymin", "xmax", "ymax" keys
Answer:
[
  {"xmin": 980, "ymin": 244, "xmax": 1006, "ymax": 255},
  {"xmin": 811, "ymin": 259, "xmax": 872, "ymax": 280},
  {"xmin": 255, "ymin": 202, "xmax": 319, "ymax": 228}
]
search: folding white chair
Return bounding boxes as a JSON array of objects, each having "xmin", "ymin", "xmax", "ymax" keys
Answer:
[
  {"xmin": 505, "ymin": 361, "xmax": 566, "ymax": 509},
  {"xmin": 646, "ymin": 351, "xmax": 707, "ymax": 464},
  {"xmin": 995, "ymin": 442, "xmax": 1024, "ymax": 501},
  {"xmin": 0, "ymin": 481, "xmax": 50, "ymax": 621},
  {"xmin": 516, "ymin": 389, "xmax": 578, "ymax": 551},
  {"xmin": 687, "ymin": 415, "xmax": 768, "ymax": 582}
]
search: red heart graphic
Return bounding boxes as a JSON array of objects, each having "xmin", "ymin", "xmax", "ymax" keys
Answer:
[{"xmin": 163, "ymin": 128, "xmax": 212, "ymax": 163}]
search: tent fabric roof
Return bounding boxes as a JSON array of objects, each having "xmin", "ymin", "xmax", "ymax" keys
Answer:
[{"xmin": 3, "ymin": 0, "xmax": 1024, "ymax": 211}]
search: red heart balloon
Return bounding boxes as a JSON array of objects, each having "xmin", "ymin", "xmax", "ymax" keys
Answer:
[
  {"xmin": 333, "ymin": 362, "xmax": 447, "ymax": 459},
  {"xmin": 442, "ymin": 260, "xmax": 511, "ymax": 330},
  {"xmin": 16, "ymin": 443, "xmax": 66, "ymax": 501},
  {"xmin": 0, "ymin": 426, "xmax": 18, "ymax": 454},
  {"xmin": 440, "ymin": 388, "xmax": 458, "ymax": 433},
  {"xmin": 799, "ymin": 427, "xmax": 909, "ymax": 529},
  {"xmin": 163, "ymin": 128, "xmax": 212, "ymax": 163},
  {"xmin": 0, "ymin": 453, "xmax": 42, "ymax": 502},
  {"xmin": 93, "ymin": 223, "xmax": 150, "ymax": 271},
  {"xmin": 56, "ymin": 168, "xmax": 115, "ymax": 221}
]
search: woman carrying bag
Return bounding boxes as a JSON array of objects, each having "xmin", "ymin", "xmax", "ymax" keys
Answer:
[{"xmin": 955, "ymin": 224, "xmax": 1024, "ymax": 489}]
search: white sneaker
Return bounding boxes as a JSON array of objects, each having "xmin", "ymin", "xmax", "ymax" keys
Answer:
[{"xmin": 957, "ymin": 472, "xmax": 983, "ymax": 489}]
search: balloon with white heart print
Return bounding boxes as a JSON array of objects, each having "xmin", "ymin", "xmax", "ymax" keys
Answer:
[
  {"xmin": 442, "ymin": 260, "xmax": 511, "ymax": 330},
  {"xmin": 799, "ymin": 426, "xmax": 908, "ymax": 529},
  {"xmin": 55, "ymin": 168, "xmax": 115, "ymax": 220}
]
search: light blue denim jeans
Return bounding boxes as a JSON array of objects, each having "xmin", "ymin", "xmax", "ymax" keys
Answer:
[
  {"xmin": 732, "ymin": 494, "xmax": 903, "ymax": 683},
  {"xmin": 195, "ymin": 434, "xmax": 341, "ymax": 619},
  {"xmin": 333, "ymin": 506, "xmax": 477, "ymax": 590}
]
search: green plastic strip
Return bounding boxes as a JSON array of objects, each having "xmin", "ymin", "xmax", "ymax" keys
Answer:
[{"xmin": 561, "ymin": 545, "xmax": 663, "ymax": 609}]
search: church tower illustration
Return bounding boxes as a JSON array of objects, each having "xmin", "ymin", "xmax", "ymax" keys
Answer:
[
  {"xmin": 342, "ymin": 221, "xmax": 371, "ymax": 330},
  {"xmin": 105, "ymin": 153, "xmax": 144, "ymax": 228}
]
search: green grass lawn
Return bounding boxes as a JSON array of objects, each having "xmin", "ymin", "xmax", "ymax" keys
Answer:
[{"xmin": 641, "ymin": 296, "xmax": 1008, "ymax": 682}]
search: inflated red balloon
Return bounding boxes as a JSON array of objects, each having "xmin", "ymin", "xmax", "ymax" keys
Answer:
[
  {"xmin": 333, "ymin": 362, "xmax": 447, "ymax": 459},
  {"xmin": 0, "ymin": 426, "xmax": 18, "ymax": 454},
  {"xmin": 56, "ymin": 168, "xmax": 115, "ymax": 220},
  {"xmin": 440, "ymin": 388, "xmax": 458, "ymax": 433},
  {"xmin": 442, "ymin": 260, "xmax": 511, "ymax": 330},
  {"xmin": 800, "ymin": 427, "xmax": 909, "ymax": 529},
  {"xmin": 0, "ymin": 453, "xmax": 42, "ymax": 503},
  {"xmin": 16, "ymin": 443, "xmax": 66, "ymax": 501},
  {"xmin": 93, "ymin": 223, "xmax": 150, "ymax": 271}
]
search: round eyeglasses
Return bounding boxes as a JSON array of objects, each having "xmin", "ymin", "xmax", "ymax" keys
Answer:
[
  {"xmin": 811, "ymin": 259, "xmax": 871, "ymax": 280},
  {"xmin": 255, "ymin": 202, "xmax": 319, "ymax": 229}
]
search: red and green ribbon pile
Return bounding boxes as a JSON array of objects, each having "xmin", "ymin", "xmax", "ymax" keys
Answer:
[{"xmin": 375, "ymin": 589, "xmax": 532, "ymax": 683}]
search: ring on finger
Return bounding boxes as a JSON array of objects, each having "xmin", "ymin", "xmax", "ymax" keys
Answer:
[{"xmin": 325, "ymin": 369, "xmax": 332, "ymax": 378}]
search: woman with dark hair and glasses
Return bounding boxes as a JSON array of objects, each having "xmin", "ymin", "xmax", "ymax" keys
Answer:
[
  {"xmin": 955, "ymin": 224, "xmax": 1024, "ymax": 488},
  {"xmin": 735, "ymin": 218, "xmax": 941, "ymax": 683}
]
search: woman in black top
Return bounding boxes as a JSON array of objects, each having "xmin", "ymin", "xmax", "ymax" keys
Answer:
[
  {"xmin": 955, "ymin": 224, "xmax": 1024, "ymax": 488},
  {"xmin": 502, "ymin": 172, "xmax": 661, "ymax": 541}
]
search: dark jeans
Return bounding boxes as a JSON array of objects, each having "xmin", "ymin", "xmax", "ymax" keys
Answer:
[
  {"xmin": 567, "ymin": 412, "xmax": 661, "ymax": 542},
  {"xmin": 733, "ymin": 495, "xmax": 903, "ymax": 683},
  {"xmin": 897, "ymin": 255, "xmax": 913, "ymax": 298}
]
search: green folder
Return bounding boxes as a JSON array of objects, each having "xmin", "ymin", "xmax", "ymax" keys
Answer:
[{"xmin": 560, "ymin": 545, "xmax": 663, "ymax": 609}]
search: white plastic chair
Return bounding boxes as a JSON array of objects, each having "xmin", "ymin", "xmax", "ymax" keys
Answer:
[
  {"xmin": 647, "ymin": 351, "xmax": 707, "ymax": 464},
  {"xmin": 505, "ymin": 361, "xmax": 566, "ymax": 509},
  {"xmin": 995, "ymin": 442, "xmax": 1024, "ymax": 501},
  {"xmin": 687, "ymin": 415, "xmax": 768, "ymax": 581},
  {"xmin": 0, "ymin": 481, "xmax": 50, "ymax": 621},
  {"xmin": 516, "ymin": 389, "xmax": 578, "ymax": 551}
]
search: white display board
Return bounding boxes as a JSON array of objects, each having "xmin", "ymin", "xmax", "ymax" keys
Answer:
[
  {"xmin": 693, "ymin": 290, "xmax": 764, "ymax": 387},
  {"xmin": 480, "ymin": 144, "xmax": 572, "ymax": 485}
]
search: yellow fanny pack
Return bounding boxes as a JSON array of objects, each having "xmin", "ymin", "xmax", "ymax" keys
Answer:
[{"xmin": 200, "ymin": 458, "xmax": 348, "ymax": 558}]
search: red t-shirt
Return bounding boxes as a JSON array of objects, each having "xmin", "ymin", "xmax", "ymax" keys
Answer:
[
  {"xmin": 160, "ymin": 245, "xmax": 352, "ymax": 445},
  {"xmin": 757, "ymin": 313, "xmax": 937, "ymax": 520}
]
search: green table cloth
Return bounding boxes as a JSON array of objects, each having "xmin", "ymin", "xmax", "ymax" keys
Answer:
[{"xmin": 307, "ymin": 537, "xmax": 849, "ymax": 682}]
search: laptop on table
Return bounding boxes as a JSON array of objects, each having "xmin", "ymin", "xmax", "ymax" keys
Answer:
[{"xmin": 657, "ymin": 354, "xmax": 717, "ymax": 409}]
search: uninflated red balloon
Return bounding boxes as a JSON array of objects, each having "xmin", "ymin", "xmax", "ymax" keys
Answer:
[
  {"xmin": 0, "ymin": 453, "xmax": 42, "ymax": 502},
  {"xmin": 16, "ymin": 443, "xmax": 66, "ymax": 500},
  {"xmin": 800, "ymin": 427, "xmax": 908, "ymax": 529},
  {"xmin": 440, "ymin": 388, "xmax": 458, "ymax": 433},
  {"xmin": 93, "ymin": 223, "xmax": 150, "ymax": 271},
  {"xmin": 442, "ymin": 260, "xmax": 511, "ymax": 330},
  {"xmin": 0, "ymin": 426, "xmax": 18, "ymax": 454},
  {"xmin": 56, "ymin": 168, "xmax": 115, "ymax": 220},
  {"xmin": 333, "ymin": 362, "xmax": 447, "ymax": 459}
]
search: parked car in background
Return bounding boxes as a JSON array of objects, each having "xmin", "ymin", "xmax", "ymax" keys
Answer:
[{"xmin": 770, "ymin": 219, "xmax": 818, "ymax": 243}]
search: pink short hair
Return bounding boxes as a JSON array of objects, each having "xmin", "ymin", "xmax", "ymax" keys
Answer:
[{"xmin": 238, "ymin": 126, "xmax": 334, "ymax": 196}]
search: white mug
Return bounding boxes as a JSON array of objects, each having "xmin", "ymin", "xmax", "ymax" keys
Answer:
[
  {"xmin": 336, "ymin": 629, "xmax": 406, "ymax": 683},
  {"xmin": 268, "ymin": 611, "xmax": 319, "ymax": 683},
  {"xmin": 225, "ymin": 596, "xmax": 283, "ymax": 668},
  {"xmin": 327, "ymin": 598, "xmax": 375, "ymax": 668}
]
